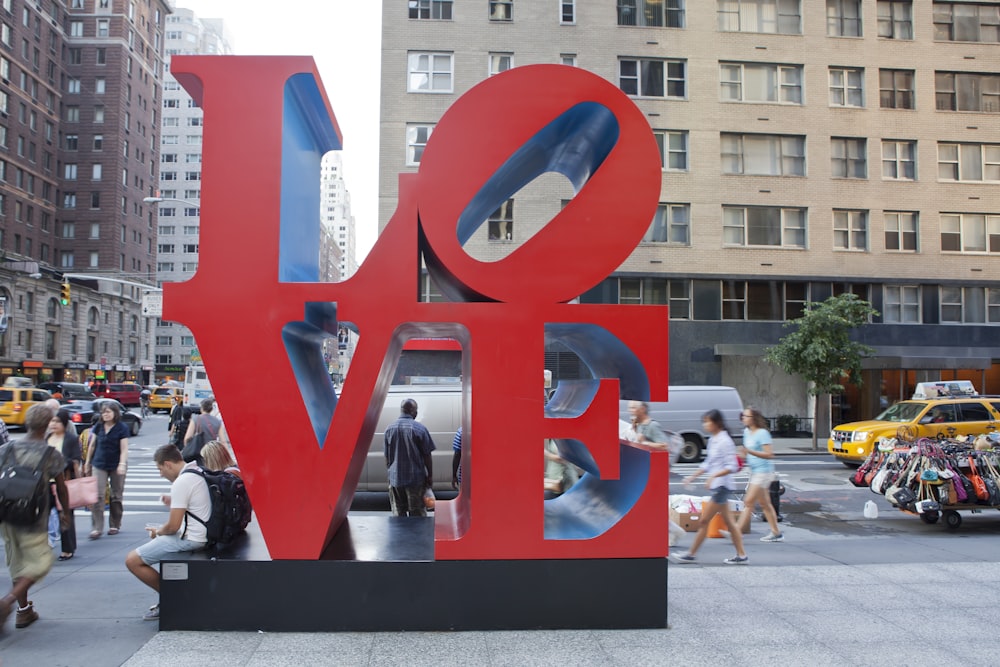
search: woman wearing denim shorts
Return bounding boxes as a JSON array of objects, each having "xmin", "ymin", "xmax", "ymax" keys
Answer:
[{"xmin": 670, "ymin": 409, "xmax": 748, "ymax": 565}]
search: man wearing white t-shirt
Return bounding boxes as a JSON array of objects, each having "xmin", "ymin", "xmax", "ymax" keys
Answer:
[{"xmin": 125, "ymin": 444, "xmax": 210, "ymax": 621}]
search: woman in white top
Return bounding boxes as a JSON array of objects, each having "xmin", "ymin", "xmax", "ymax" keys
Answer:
[
  {"xmin": 670, "ymin": 409, "xmax": 748, "ymax": 565},
  {"xmin": 735, "ymin": 407, "xmax": 783, "ymax": 542}
]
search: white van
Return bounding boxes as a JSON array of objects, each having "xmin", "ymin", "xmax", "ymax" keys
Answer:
[{"xmin": 620, "ymin": 386, "xmax": 744, "ymax": 463}]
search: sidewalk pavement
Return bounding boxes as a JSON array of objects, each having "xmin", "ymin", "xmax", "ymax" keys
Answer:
[{"xmin": 16, "ymin": 440, "xmax": 990, "ymax": 666}]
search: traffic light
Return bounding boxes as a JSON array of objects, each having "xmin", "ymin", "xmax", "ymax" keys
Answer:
[{"xmin": 60, "ymin": 282, "xmax": 71, "ymax": 306}]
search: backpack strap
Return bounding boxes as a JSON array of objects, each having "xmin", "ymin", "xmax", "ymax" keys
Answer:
[{"xmin": 180, "ymin": 467, "xmax": 209, "ymax": 540}]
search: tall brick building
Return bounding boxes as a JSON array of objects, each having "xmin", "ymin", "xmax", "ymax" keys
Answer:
[
  {"xmin": 0, "ymin": 0, "xmax": 169, "ymax": 385},
  {"xmin": 379, "ymin": 0, "xmax": 1000, "ymax": 428}
]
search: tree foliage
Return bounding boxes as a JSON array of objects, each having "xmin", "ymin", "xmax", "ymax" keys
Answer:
[{"xmin": 765, "ymin": 293, "xmax": 879, "ymax": 396}]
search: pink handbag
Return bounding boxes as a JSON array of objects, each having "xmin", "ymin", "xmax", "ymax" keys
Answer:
[{"xmin": 53, "ymin": 475, "xmax": 99, "ymax": 510}]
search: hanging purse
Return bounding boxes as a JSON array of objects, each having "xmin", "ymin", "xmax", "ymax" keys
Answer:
[{"xmin": 968, "ymin": 457, "xmax": 989, "ymax": 502}]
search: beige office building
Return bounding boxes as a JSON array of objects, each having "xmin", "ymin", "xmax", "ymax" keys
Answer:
[{"xmin": 380, "ymin": 0, "xmax": 1000, "ymax": 426}]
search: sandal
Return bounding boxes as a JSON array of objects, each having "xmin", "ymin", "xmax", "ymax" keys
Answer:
[
  {"xmin": 89, "ymin": 531, "xmax": 102, "ymax": 540},
  {"xmin": 108, "ymin": 528, "xmax": 120, "ymax": 536}
]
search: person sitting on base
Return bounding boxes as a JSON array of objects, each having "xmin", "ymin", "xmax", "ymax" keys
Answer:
[{"xmin": 124, "ymin": 445, "xmax": 210, "ymax": 621}]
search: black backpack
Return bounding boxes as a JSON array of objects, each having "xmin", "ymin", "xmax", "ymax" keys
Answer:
[
  {"xmin": 182, "ymin": 468, "xmax": 252, "ymax": 549},
  {"xmin": 0, "ymin": 445, "xmax": 54, "ymax": 527}
]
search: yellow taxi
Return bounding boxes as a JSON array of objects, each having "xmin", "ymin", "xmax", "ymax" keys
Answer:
[
  {"xmin": 0, "ymin": 386, "xmax": 55, "ymax": 426},
  {"xmin": 828, "ymin": 396, "xmax": 1000, "ymax": 465},
  {"xmin": 148, "ymin": 386, "xmax": 183, "ymax": 413}
]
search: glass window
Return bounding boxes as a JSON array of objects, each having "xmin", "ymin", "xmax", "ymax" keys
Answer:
[
  {"xmin": 827, "ymin": 0, "xmax": 862, "ymax": 37},
  {"xmin": 829, "ymin": 67, "xmax": 864, "ymax": 107},
  {"xmin": 935, "ymin": 72, "xmax": 1000, "ymax": 112},
  {"xmin": 934, "ymin": 2, "xmax": 1000, "ymax": 43},
  {"xmin": 653, "ymin": 130, "xmax": 688, "ymax": 170},
  {"xmin": 617, "ymin": 0, "xmax": 685, "ymax": 28},
  {"xmin": 831, "ymin": 137, "xmax": 867, "ymax": 178},
  {"xmin": 879, "ymin": 69, "xmax": 915, "ymax": 109},
  {"xmin": 723, "ymin": 206, "xmax": 806, "ymax": 247},
  {"xmin": 877, "ymin": 1, "xmax": 913, "ymax": 39},
  {"xmin": 833, "ymin": 209, "xmax": 868, "ymax": 250},
  {"xmin": 720, "ymin": 62, "xmax": 802, "ymax": 104},
  {"xmin": 643, "ymin": 203, "xmax": 690, "ymax": 243},
  {"xmin": 407, "ymin": 52, "xmax": 453, "ymax": 93},
  {"xmin": 884, "ymin": 211, "xmax": 918, "ymax": 252},
  {"xmin": 408, "ymin": 0, "xmax": 453, "ymax": 20},
  {"xmin": 620, "ymin": 58, "xmax": 686, "ymax": 98},
  {"xmin": 884, "ymin": 285, "xmax": 920, "ymax": 323},
  {"xmin": 882, "ymin": 140, "xmax": 916, "ymax": 180},
  {"xmin": 718, "ymin": 0, "xmax": 801, "ymax": 34},
  {"xmin": 721, "ymin": 133, "xmax": 805, "ymax": 176},
  {"xmin": 405, "ymin": 124, "xmax": 434, "ymax": 166}
]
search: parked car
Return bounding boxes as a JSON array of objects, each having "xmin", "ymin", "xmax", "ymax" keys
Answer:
[
  {"xmin": 61, "ymin": 398, "xmax": 143, "ymax": 436},
  {"xmin": 37, "ymin": 382, "xmax": 97, "ymax": 402},
  {"xmin": 148, "ymin": 386, "xmax": 183, "ymax": 413},
  {"xmin": 91, "ymin": 382, "xmax": 143, "ymax": 407},
  {"xmin": 828, "ymin": 396, "xmax": 1000, "ymax": 465},
  {"xmin": 0, "ymin": 387, "xmax": 54, "ymax": 426},
  {"xmin": 618, "ymin": 386, "xmax": 746, "ymax": 463}
]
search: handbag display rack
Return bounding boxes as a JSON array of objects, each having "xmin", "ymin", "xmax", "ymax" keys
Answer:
[{"xmin": 851, "ymin": 436, "xmax": 1000, "ymax": 530}]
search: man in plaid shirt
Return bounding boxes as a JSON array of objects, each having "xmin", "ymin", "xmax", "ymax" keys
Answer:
[{"xmin": 384, "ymin": 398, "xmax": 436, "ymax": 516}]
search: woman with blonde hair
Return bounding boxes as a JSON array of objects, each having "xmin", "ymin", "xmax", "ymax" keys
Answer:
[
  {"xmin": 732, "ymin": 406, "xmax": 783, "ymax": 542},
  {"xmin": 199, "ymin": 440, "xmax": 240, "ymax": 478}
]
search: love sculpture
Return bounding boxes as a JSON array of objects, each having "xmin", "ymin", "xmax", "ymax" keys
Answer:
[{"xmin": 163, "ymin": 57, "xmax": 670, "ymax": 567}]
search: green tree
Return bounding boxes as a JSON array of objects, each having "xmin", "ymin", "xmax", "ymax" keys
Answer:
[{"xmin": 765, "ymin": 293, "xmax": 878, "ymax": 450}]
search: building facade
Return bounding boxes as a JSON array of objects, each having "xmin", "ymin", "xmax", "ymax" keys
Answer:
[
  {"xmin": 379, "ymin": 0, "xmax": 1000, "ymax": 429},
  {"xmin": 320, "ymin": 151, "xmax": 356, "ymax": 281},
  {"xmin": 0, "ymin": 0, "xmax": 169, "ymax": 386},
  {"xmin": 151, "ymin": 3, "xmax": 229, "ymax": 382}
]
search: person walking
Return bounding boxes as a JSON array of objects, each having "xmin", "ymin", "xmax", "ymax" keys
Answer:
[
  {"xmin": 627, "ymin": 401, "xmax": 686, "ymax": 547},
  {"xmin": 47, "ymin": 410, "xmax": 83, "ymax": 561},
  {"xmin": 0, "ymin": 403, "xmax": 70, "ymax": 631},
  {"xmin": 670, "ymin": 409, "xmax": 748, "ymax": 565},
  {"xmin": 383, "ymin": 398, "xmax": 435, "ymax": 517},
  {"xmin": 732, "ymin": 407, "xmax": 783, "ymax": 542},
  {"xmin": 83, "ymin": 402, "xmax": 130, "ymax": 539}
]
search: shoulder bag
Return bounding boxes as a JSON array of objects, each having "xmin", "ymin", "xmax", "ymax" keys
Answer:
[{"xmin": 182, "ymin": 415, "xmax": 219, "ymax": 463}]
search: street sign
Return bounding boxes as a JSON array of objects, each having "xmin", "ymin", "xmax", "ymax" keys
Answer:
[{"xmin": 142, "ymin": 292, "xmax": 163, "ymax": 317}]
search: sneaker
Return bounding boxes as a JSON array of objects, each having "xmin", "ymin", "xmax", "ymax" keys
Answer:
[
  {"xmin": 143, "ymin": 604, "xmax": 160, "ymax": 621},
  {"xmin": 669, "ymin": 553, "xmax": 697, "ymax": 564},
  {"xmin": 15, "ymin": 602, "xmax": 39, "ymax": 629},
  {"xmin": 718, "ymin": 529, "xmax": 731, "ymax": 539},
  {"xmin": 760, "ymin": 532, "xmax": 784, "ymax": 543},
  {"xmin": 723, "ymin": 555, "xmax": 749, "ymax": 565}
]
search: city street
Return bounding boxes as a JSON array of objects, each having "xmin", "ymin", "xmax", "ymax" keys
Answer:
[{"xmin": 4, "ymin": 438, "xmax": 1000, "ymax": 665}]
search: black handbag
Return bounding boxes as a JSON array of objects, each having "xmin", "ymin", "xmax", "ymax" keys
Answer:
[
  {"xmin": 892, "ymin": 486, "xmax": 917, "ymax": 510},
  {"xmin": 181, "ymin": 415, "xmax": 218, "ymax": 463}
]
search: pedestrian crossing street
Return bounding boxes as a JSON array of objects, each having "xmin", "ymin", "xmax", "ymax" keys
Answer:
[{"xmin": 123, "ymin": 461, "xmax": 171, "ymax": 513}]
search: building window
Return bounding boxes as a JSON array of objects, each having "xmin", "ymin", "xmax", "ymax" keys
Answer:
[
  {"xmin": 884, "ymin": 285, "xmax": 920, "ymax": 323},
  {"xmin": 721, "ymin": 133, "xmax": 805, "ymax": 176},
  {"xmin": 488, "ymin": 52, "xmax": 513, "ymax": 77},
  {"xmin": 885, "ymin": 211, "xmax": 918, "ymax": 251},
  {"xmin": 97, "ymin": 18, "xmax": 110, "ymax": 37},
  {"xmin": 829, "ymin": 67, "xmax": 864, "ymax": 107},
  {"xmin": 827, "ymin": 0, "xmax": 862, "ymax": 36},
  {"xmin": 833, "ymin": 209, "xmax": 868, "ymax": 251},
  {"xmin": 882, "ymin": 140, "xmax": 916, "ymax": 180},
  {"xmin": 408, "ymin": 0, "xmax": 452, "ymax": 20},
  {"xmin": 643, "ymin": 203, "xmax": 690, "ymax": 243},
  {"xmin": 831, "ymin": 137, "xmax": 867, "ymax": 179},
  {"xmin": 617, "ymin": 0, "xmax": 684, "ymax": 28},
  {"xmin": 718, "ymin": 0, "xmax": 801, "ymax": 34},
  {"xmin": 720, "ymin": 62, "xmax": 802, "ymax": 104},
  {"xmin": 619, "ymin": 58, "xmax": 686, "ymax": 98},
  {"xmin": 88, "ymin": 250, "xmax": 98, "ymax": 267},
  {"xmin": 65, "ymin": 106, "xmax": 79, "ymax": 122},
  {"xmin": 878, "ymin": 1, "xmax": 913, "ymax": 39},
  {"xmin": 933, "ymin": 2, "xmax": 1000, "ymax": 43},
  {"xmin": 488, "ymin": 199, "xmax": 513, "ymax": 241},
  {"xmin": 60, "ymin": 251, "xmax": 74, "ymax": 268},
  {"xmin": 91, "ymin": 164, "xmax": 102, "ymax": 180},
  {"xmin": 940, "ymin": 286, "xmax": 1000, "ymax": 323},
  {"xmin": 69, "ymin": 21, "xmax": 83, "ymax": 37},
  {"xmin": 723, "ymin": 206, "xmax": 806, "ymax": 247},
  {"xmin": 560, "ymin": 53, "xmax": 577, "ymax": 66},
  {"xmin": 489, "ymin": 0, "xmax": 512, "ymax": 21},
  {"xmin": 879, "ymin": 69, "xmax": 915, "ymax": 109},
  {"xmin": 620, "ymin": 278, "xmax": 669, "ymax": 305},
  {"xmin": 560, "ymin": 0, "xmax": 575, "ymax": 24},
  {"xmin": 941, "ymin": 213, "xmax": 1000, "ymax": 253},
  {"xmin": 653, "ymin": 130, "xmax": 688, "ymax": 170},
  {"xmin": 938, "ymin": 143, "xmax": 1000, "ymax": 181},
  {"xmin": 936, "ymin": 72, "xmax": 1000, "ymax": 112},
  {"xmin": 405, "ymin": 124, "xmax": 434, "ymax": 166},
  {"xmin": 407, "ymin": 52, "xmax": 453, "ymax": 93}
]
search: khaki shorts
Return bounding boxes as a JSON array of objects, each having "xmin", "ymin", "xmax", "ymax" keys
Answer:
[
  {"xmin": 749, "ymin": 471, "xmax": 777, "ymax": 487},
  {"xmin": 1, "ymin": 524, "xmax": 54, "ymax": 582}
]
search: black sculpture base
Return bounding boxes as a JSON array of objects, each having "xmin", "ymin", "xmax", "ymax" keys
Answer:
[{"xmin": 159, "ymin": 516, "xmax": 667, "ymax": 632}]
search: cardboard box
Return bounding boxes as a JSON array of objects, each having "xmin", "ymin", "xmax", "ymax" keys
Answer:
[
  {"xmin": 670, "ymin": 508, "xmax": 701, "ymax": 532},
  {"xmin": 670, "ymin": 508, "xmax": 751, "ymax": 534}
]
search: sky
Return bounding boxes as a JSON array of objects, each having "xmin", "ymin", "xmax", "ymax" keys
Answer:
[{"xmin": 176, "ymin": 1, "xmax": 382, "ymax": 262}]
